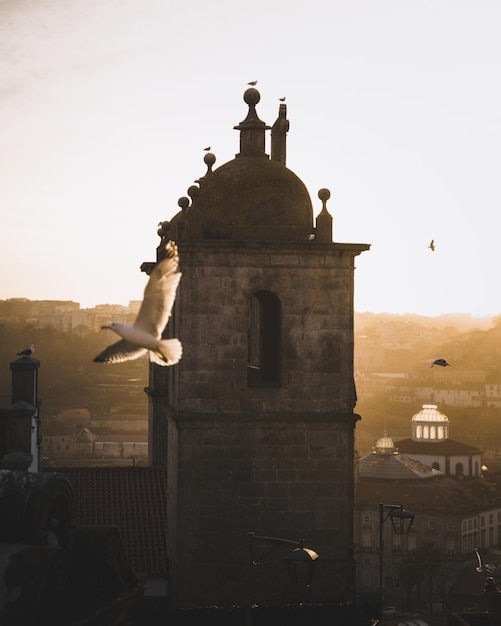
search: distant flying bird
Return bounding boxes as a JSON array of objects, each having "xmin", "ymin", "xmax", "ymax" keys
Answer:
[
  {"xmin": 247, "ymin": 81, "xmax": 257, "ymax": 86},
  {"xmin": 17, "ymin": 344, "xmax": 35, "ymax": 357},
  {"xmin": 94, "ymin": 240, "xmax": 182, "ymax": 366},
  {"xmin": 428, "ymin": 239, "xmax": 435, "ymax": 252},
  {"xmin": 430, "ymin": 358, "xmax": 451, "ymax": 367}
]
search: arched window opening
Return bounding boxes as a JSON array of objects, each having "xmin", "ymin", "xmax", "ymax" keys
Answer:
[{"xmin": 248, "ymin": 290, "xmax": 281, "ymax": 387}]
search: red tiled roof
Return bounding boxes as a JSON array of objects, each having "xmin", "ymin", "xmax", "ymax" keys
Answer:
[{"xmin": 50, "ymin": 466, "xmax": 167, "ymax": 578}]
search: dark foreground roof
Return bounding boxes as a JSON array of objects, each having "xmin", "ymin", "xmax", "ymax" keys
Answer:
[{"xmin": 51, "ymin": 466, "xmax": 167, "ymax": 578}]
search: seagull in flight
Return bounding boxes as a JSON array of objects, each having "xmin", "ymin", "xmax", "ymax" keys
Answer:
[
  {"xmin": 94, "ymin": 240, "xmax": 182, "ymax": 366},
  {"xmin": 475, "ymin": 548, "xmax": 496, "ymax": 574},
  {"xmin": 428, "ymin": 239, "xmax": 435, "ymax": 252},
  {"xmin": 430, "ymin": 358, "xmax": 451, "ymax": 367},
  {"xmin": 17, "ymin": 344, "xmax": 35, "ymax": 357}
]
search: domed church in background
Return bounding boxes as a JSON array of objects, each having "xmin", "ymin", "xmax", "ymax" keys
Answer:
[
  {"xmin": 394, "ymin": 404, "xmax": 483, "ymax": 479},
  {"xmin": 142, "ymin": 87, "xmax": 370, "ymax": 609}
]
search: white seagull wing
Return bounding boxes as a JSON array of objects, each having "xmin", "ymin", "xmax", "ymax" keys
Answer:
[
  {"xmin": 134, "ymin": 241, "xmax": 182, "ymax": 338},
  {"xmin": 93, "ymin": 340, "xmax": 148, "ymax": 364}
]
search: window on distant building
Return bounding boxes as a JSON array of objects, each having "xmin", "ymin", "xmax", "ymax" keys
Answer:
[
  {"xmin": 447, "ymin": 522, "xmax": 454, "ymax": 532},
  {"xmin": 428, "ymin": 520, "xmax": 436, "ymax": 530},
  {"xmin": 248, "ymin": 290, "xmax": 281, "ymax": 387},
  {"xmin": 363, "ymin": 515, "xmax": 371, "ymax": 524}
]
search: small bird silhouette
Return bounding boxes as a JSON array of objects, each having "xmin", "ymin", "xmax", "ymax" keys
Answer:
[
  {"xmin": 279, "ymin": 97, "xmax": 286, "ymax": 102},
  {"xmin": 94, "ymin": 240, "xmax": 182, "ymax": 366},
  {"xmin": 247, "ymin": 81, "xmax": 257, "ymax": 86},
  {"xmin": 203, "ymin": 146, "xmax": 211, "ymax": 151},
  {"xmin": 430, "ymin": 358, "xmax": 451, "ymax": 367},
  {"xmin": 17, "ymin": 344, "xmax": 35, "ymax": 357},
  {"xmin": 428, "ymin": 239, "xmax": 435, "ymax": 252}
]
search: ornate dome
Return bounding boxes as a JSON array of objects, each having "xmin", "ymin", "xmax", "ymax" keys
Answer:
[
  {"xmin": 411, "ymin": 404, "xmax": 449, "ymax": 423},
  {"xmin": 374, "ymin": 432, "xmax": 396, "ymax": 454},
  {"xmin": 411, "ymin": 404, "xmax": 449, "ymax": 442},
  {"xmin": 194, "ymin": 156, "xmax": 313, "ymax": 241},
  {"xmin": 161, "ymin": 88, "xmax": 321, "ymax": 244}
]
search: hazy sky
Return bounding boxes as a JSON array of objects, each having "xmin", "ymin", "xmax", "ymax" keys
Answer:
[{"xmin": 1, "ymin": 0, "xmax": 500, "ymax": 317}]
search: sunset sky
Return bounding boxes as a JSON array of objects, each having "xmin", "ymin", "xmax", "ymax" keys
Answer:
[{"xmin": 1, "ymin": 0, "xmax": 500, "ymax": 317}]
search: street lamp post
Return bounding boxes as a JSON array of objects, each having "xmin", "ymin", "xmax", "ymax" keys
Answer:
[
  {"xmin": 378, "ymin": 503, "xmax": 414, "ymax": 610},
  {"xmin": 246, "ymin": 532, "xmax": 319, "ymax": 626}
]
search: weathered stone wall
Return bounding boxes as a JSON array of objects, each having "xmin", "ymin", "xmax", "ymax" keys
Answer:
[
  {"xmin": 156, "ymin": 240, "xmax": 364, "ymax": 608},
  {"xmin": 175, "ymin": 241, "xmax": 358, "ymax": 415},
  {"xmin": 174, "ymin": 414, "xmax": 357, "ymax": 608}
]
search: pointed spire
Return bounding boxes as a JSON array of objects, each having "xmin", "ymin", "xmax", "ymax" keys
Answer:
[
  {"xmin": 271, "ymin": 102, "xmax": 289, "ymax": 166},
  {"xmin": 234, "ymin": 88, "xmax": 270, "ymax": 158}
]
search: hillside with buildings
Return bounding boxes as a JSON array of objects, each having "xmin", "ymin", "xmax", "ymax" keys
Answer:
[
  {"xmin": 0, "ymin": 298, "xmax": 148, "ymax": 466},
  {"xmin": 354, "ymin": 312, "xmax": 501, "ymax": 468},
  {"xmin": 2, "ymin": 300, "xmax": 501, "ymax": 469}
]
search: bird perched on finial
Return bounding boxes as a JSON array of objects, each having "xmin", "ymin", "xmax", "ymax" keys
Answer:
[
  {"xmin": 17, "ymin": 344, "xmax": 35, "ymax": 357},
  {"xmin": 428, "ymin": 239, "xmax": 435, "ymax": 252},
  {"xmin": 430, "ymin": 358, "xmax": 451, "ymax": 367},
  {"xmin": 247, "ymin": 81, "xmax": 257, "ymax": 86},
  {"xmin": 279, "ymin": 97, "xmax": 286, "ymax": 102},
  {"xmin": 203, "ymin": 146, "xmax": 211, "ymax": 151},
  {"xmin": 94, "ymin": 240, "xmax": 182, "ymax": 366}
]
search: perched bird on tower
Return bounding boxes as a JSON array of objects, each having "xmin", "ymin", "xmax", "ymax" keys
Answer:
[
  {"xmin": 94, "ymin": 240, "xmax": 182, "ymax": 366},
  {"xmin": 17, "ymin": 344, "xmax": 35, "ymax": 357}
]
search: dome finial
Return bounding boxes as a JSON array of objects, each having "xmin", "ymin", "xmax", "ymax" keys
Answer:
[
  {"xmin": 203, "ymin": 152, "xmax": 216, "ymax": 175},
  {"xmin": 234, "ymin": 88, "xmax": 270, "ymax": 158},
  {"xmin": 195, "ymin": 152, "xmax": 216, "ymax": 186},
  {"xmin": 315, "ymin": 188, "xmax": 333, "ymax": 243}
]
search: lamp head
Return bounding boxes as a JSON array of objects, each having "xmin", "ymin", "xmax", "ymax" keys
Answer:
[{"xmin": 389, "ymin": 508, "xmax": 415, "ymax": 534}]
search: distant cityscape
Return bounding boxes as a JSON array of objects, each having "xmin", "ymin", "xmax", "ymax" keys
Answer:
[
  {"xmin": 0, "ymin": 297, "xmax": 142, "ymax": 332},
  {"xmin": 4, "ymin": 298, "xmax": 501, "ymax": 468}
]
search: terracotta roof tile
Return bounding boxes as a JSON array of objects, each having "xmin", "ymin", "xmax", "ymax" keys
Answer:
[{"xmin": 49, "ymin": 466, "xmax": 167, "ymax": 578}]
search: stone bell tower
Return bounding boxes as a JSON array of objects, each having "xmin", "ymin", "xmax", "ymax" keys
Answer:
[{"xmin": 143, "ymin": 88, "xmax": 370, "ymax": 609}]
